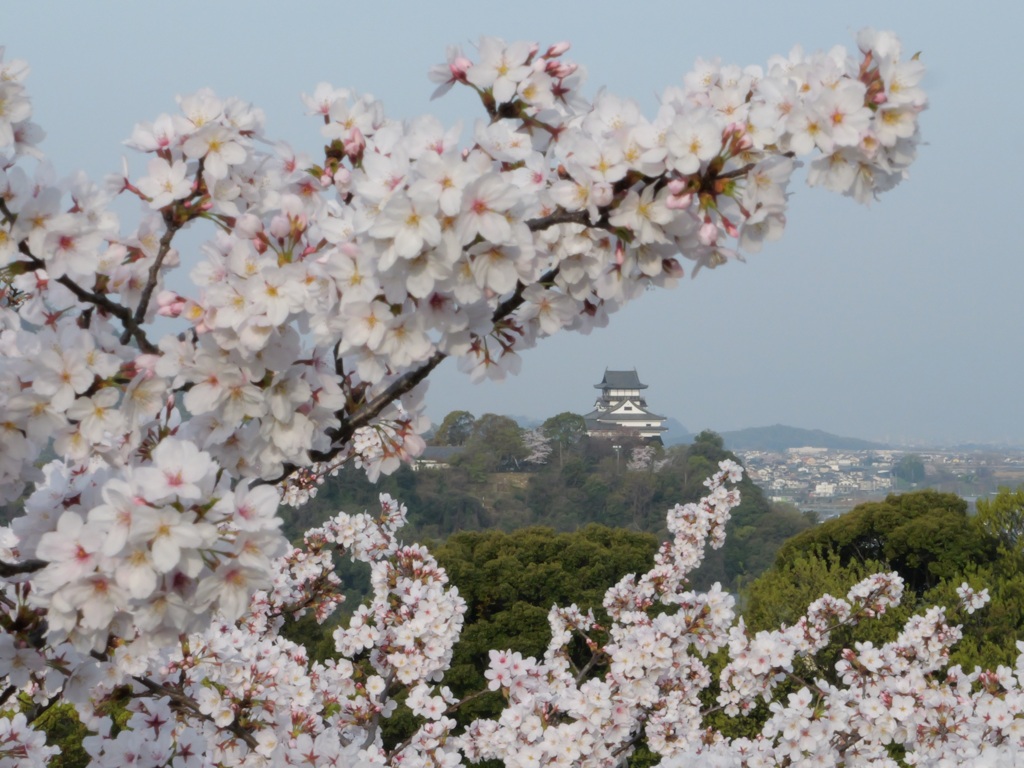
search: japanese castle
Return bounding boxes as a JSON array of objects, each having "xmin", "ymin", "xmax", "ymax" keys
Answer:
[{"xmin": 584, "ymin": 369, "xmax": 667, "ymax": 442}]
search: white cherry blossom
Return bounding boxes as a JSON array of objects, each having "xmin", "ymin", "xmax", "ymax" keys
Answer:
[{"xmin": 0, "ymin": 33, "xmax": 954, "ymax": 768}]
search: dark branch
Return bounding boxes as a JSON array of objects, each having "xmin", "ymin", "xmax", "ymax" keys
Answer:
[
  {"xmin": 0, "ymin": 558, "xmax": 45, "ymax": 578},
  {"xmin": 132, "ymin": 674, "xmax": 258, "ymax": 750},
  {"xmin": 13, "ymin": 240, "xmax": 158, "ymax": 354},
  {"xmin": 121, "ymin": 210, "xmax": 182, "ymax": 347},
  {"xmin": 387, "ymin": 688, "xmax": 494, "ymax": 760},
  {"xmin": 342, "ymin": 349, "xmax": 448, "ymax": 438},
  {"xmin": 525, "ymin": 208, "xmax": 591, "ymax": 231},
  {"xmin": 56, "ymin": 275, "xmax": 159, "ymax": 355},
  {"xmin": 332, "ymin": 261, "xmax": 562, "ymax": 449},
  {"xmin": 360, "ymin": 669, "xmax": 397, "ymax": 750}
]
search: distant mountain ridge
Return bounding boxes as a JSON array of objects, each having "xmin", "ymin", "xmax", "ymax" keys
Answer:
[
  {"xmin": 720, "ymin": 424, "xmax": 886, "ymax": 452},
  {"xmin": 662, "ymin": 418, "xmax": 694, "ymax": 446}
]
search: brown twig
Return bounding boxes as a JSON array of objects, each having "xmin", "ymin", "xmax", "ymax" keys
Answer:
[
  {"xmin": 121, "ymin": 209, "xmax": 182, "ymax": 347},
  {"xmin": 0, "ymin": 558, "xmax": 45, "ymax": 578},
  {"xmin": 131, "ymin": 674, "xmax": 258, "ymax": 750}
]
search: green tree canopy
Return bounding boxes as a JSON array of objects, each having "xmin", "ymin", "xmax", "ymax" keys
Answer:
[
  {"xmin": 541, "ymin": 412, "xmax": 588, "ymax": 449},
  {"xmin": 745, "ymin": 489, "xmax": 1024, "ymax": 679},
  {"xmin": 457, "ymin": 413, "xmax": 527, "ymax": 476},
  {"xmin": 775, "ymin": 490, "xmax": 992, "ymax": 595},
  {"xmin": 976, "ymin": 485, "xmax": 1024, "ymax": 553},
  {"xmin": 433, "ymin": 410, "xmax": 477, "ymax": 446},
  {"xmin": 432, "ymin": 525, "xmax": 659, "ymax": 722}
]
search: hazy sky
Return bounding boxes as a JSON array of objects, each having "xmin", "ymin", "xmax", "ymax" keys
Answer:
[{"xmin": 6, "ymin": 2, "xmax": 1022, "ymax": 446}]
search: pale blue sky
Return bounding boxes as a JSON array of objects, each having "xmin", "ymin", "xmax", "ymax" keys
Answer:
[{"xmin": 6, "ymin": 2, "xmax": 1022, "ymax": 445}]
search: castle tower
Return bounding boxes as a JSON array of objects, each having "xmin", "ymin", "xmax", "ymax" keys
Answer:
[{"xmin": 584, "ymin": 369, "xmax": 667, "ymax": 441}]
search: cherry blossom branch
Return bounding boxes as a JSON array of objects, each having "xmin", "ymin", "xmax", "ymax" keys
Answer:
[
  {"xmin": 360, "ymin": 669, "xmax": 397, "ymax": 750},
  {"xmin": 57, "ymin": 275, "xmax": 158, "ymax": 354},
  {"xmin": 1, "ymin": 197, "xmax": 162, "ymax": 353},
  {"xmin": 270, "ymin": 572, "xmax": 340, "ymax": 619},
  {"xmin": 387, "ymin": 688, "xmax": 494, "ymax": 760},
  {"xmin": 350, "ymin": 262, "xmax": 561, "ymax": 427},
  {"xmin": 574, "ymin": 646, "xmax": 606, "ymax": 685},
  {"xmin": 270, "ymin": 255, "xmax": 569, "ymax": 483},
  {"xmin": 523, "ymin": 208, "xmax": 592, "ymax": 230},
  {"xmin": 121, "ymin": 210, "xmax": 182, "ymax": 347},
  {"xmin": 0, "ymin": 558, "xmax": 44, "ymax": 577},
  {"xmin": 12, "ymin": 241, "xmax": 159, "ymax": 354},
  {"xmin": 131, "ymin": 674, "xmax": 259, "ymax": 750},
  {"xmin": 610, "ymin": 731, "xmax": 645, "ymax": 760}
]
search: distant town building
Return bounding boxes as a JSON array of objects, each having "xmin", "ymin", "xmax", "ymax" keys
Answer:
[
  {"xmin": 413, "ymin": 445, "xmax": 462, "ymax": 471},
  {"xmin": 585, "ymin": 369, "xmax": 667, "ymax": 442}
]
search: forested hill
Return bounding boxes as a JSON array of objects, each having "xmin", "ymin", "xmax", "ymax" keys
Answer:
[
  {"xmin": 282, "ymin": 419, "xmax": 817, "ymax": 593},
  {"xmin": 720, "ymin": 424, "xmax": 886, "ymax": 451}
]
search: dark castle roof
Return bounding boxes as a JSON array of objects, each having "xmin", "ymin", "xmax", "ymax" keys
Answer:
[{"xmin": 594, "ymin": 369, "xmax": 647, "ymax": 390}]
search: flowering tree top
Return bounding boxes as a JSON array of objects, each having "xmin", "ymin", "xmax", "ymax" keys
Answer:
[{"xmin": 0, "ymin": 32, "xmax": 967, "ymax": 768}]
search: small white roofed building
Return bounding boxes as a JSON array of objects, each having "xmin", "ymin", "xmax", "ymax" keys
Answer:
[{"xmin": 585, "ymin": 369, "xmax": 667, "ymax": 442}]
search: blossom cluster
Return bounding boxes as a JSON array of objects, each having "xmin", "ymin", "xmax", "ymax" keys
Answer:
[
  {"xmin": 0, "ymin": 28, "xmax": 925, "ymax": 622},
  {"xmin": 4, "ymin": 438, "xmax": 287, "ymax": 653},
  {"xmin": 0, "ymin": 30, "xmax": 993, "ymax": 768},
  {"xmin": 7, "ymin": 461, "xmax": 1024, "ymax": 767},
  {"xmin": 1, "ymin": 27, "xmax": 925, "ymax": 498}
]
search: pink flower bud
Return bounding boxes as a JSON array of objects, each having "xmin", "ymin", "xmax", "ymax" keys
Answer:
[
  {"xmin": 699, "ymin": 221, "xmax": 719, "ymax": 246},
  {"xmin": 333, "ymin": 167, "xmax": 352, "ymax": 189},
  {"xmin": 666, "ymin": 192, "xmax": 693, "ymax": 210},
  {"xmin": 450, "ymin": 57, "xmax": 472, "ymax": 81},
  {"xmin": 269, "ymin": 214, "xmax": 291, "ymax": 240},
  {"xmin": 667, "ymin": 179, "xmax": 689, "ymax": 196},
  {"xmin": 343, "ymin": 128, "xmax": 365, "ymax": 157},
  {"xmin": 545, "ymin": 42, "xmax": 571, "ymax": 58},
  {"xmin": 546, "ymin": 61, "xmax": 577, "ymax": 79},
  {"xmin": 725, "ymin": 122, "xmax": 745, "ymax": 137},
  {"xmin": 156, "ymin": 291, "xmax": 186, "ymax": 317},
  {"xmin": 156, "ymin": 290, "xmax": 178, "ymax": 308},
  {"xmin": 134, "ymin": 354, "xmax": 160, "ymax": 374}
]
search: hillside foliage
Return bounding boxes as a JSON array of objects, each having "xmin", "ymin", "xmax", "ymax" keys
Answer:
[{"xmin": 284, "ymin": 418, "xmax": 816, "ymax": 593}]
